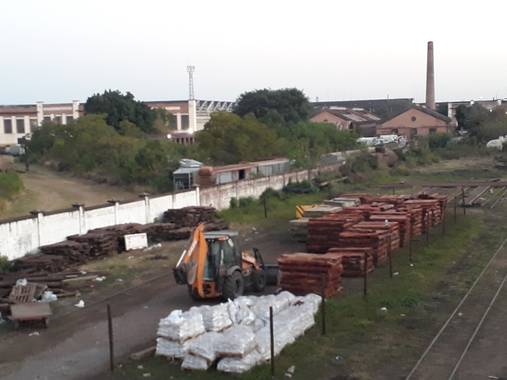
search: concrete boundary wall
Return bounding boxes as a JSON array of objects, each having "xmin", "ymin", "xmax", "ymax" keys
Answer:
[
  {"xmin": 0, "ymin": 189, "xmax": 200, "ymax": 261},
  {"xmin": 0, "ymin": 156, "xmax": 350, "ymax": 260}
]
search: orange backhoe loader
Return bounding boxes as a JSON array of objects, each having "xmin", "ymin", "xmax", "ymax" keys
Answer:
[{"xmin": 173, "ymin": 224, "xmax": 278, "ymax": 300}]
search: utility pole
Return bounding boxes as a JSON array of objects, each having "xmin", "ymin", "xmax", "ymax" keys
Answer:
[{"xmin": 187, "ymin": 65, "xmax": 195, "ymax": 100}]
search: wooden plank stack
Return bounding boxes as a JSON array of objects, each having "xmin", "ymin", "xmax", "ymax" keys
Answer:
[
  {"xmin": 337, "ymin": 229, "xmax": 390, "ymax": 266},
  {"xmin": 163, "ymin": 206, "xmax": 223, "ymax": 228},
  {"xmin": 12, "ymin": 254, "xmax": 69, "ymax": 273},
  {"xmin": 370, "ymin": 213, "xmax": 411, "ymax": 247},
  {"xmin": 350, "ymin": 221, "xmax": 401, "ymax": 251},
  {"xmin": 278, "ymin": 253, "xmax": 343, "ymax": 297},
  {"xmin": 68, "ymin": 231, "xmax": 118, "ymax": 257},
  {"xmin": 326, "ymin": 247, "xmax": 374, "ymax": 277},
  {"xmin": 289, "ymin": 218, "xmax": 309, "ymax": 242},
  {"xmin": 306, "ymin": 213, "xmax": 364, "ymax": 253}
]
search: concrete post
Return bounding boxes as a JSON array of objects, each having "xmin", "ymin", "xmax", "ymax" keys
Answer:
[
  {"xmin": 425, "ymin": 41, "xmax": 436, "ymax": 110},
  {"xmin": 188, "ymin": 100, "xmax": 197, "ymax": 133},
  {"xmin": 139, "ymin": 193, "xmax": 150, "ymax": 224},
  {"xmin": 108, "ymin": 200, "xmax": 120, "ymax": 225},
  {"xmin": 30, "ymin": 210, "xmax": 44, "ymax": 248},
  {"xmin": 73, "ymin": 204, "xmax": 85, "ymax": 234}
]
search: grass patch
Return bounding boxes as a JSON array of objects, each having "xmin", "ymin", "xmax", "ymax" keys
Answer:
[{"xmin": 112, "ymin": 209, "xmax": 500, "ymax": 380}]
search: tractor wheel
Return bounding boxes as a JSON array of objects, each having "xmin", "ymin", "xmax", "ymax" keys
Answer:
[
  {"xmin": 223, "ymin": 271, "xmax": 244, "ymax": 300},
  {"xmin": 252, "ymin": 270, "xmax": 266, "ymax": 293},
  {"xmin": 188, "ymin": 285, "xmax": 201, "ymax": 301}
]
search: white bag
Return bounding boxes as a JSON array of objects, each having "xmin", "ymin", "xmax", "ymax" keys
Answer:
[
  {"xmin": 181, "ymin": 354, "xmax": 210, "ymax": 370},
  {"xmin": 217, "ymin": 349, "xmax": 262, "ymax": 373},
  {"xmin": 155, "ymin": 337, "xmax": 189, "ymax": 359},
  {"xmin": 157, "ymin": 309, "xmax": 205, "ymax": 342},
  {"xmin": 215, "ymin": 325, "xmax": 256, "ymax": 357}
]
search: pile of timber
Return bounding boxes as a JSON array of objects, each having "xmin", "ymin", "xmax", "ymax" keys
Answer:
[
  {"xmin": 87, "ymin": 224, "xmax": 145, "ymax": 250},
  {"xmin": 369, "ymin": 212, "xmax": 411, "ymax": 247},
  {"xmin": 403, "ymin": 199, "xmax": 442, "ymax": 230},
  {"xmin": 12, "ymin": 254, "xmax": 69, "ymax": 273},
  {"xmin": 302, "ymin": 205, "xmax": 343, "ymax": 218},
  {"xmin": 306, "ymin": 213, "xmax": 364, "ymax": 253},
  {"xmin": 326, "ymin": 247, "xmax": 374, "ymax": 277},
  {"xmin": 349, "ymin": 221, "xmax": 401, "ymax": 251},
  {"xmin": 337, "ymin": 229, "xmax": 390, "ymax": 266},
  {"xmin": 162, "ymin": 206, "xmax": 226, "ymax": 228},
  {"xmin": 398, "ymin": 205, "xmax": 424, "ymax": 237},
  {"xmin": 342, "ymin": 203, "xmax": 396, "ymax": 219},
  {"xmin": 289, "ymin": 218, "xmax": 309, "ymax": 242},
  {"xmin": 278, "ymin": 253, "xmax": 343, "ymax": 297}
]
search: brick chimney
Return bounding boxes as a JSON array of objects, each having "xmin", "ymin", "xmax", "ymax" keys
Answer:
[{"xmin": 425, "ymin": 41, "xmax": 436, "ymax": 110}]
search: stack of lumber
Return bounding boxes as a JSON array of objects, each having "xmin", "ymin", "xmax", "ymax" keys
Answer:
[
  {"xmin": 142, "ymin": 224, "xmax": 191, "ymax": 242},
  {"xmin": 88, "ymin": 224, "xmax": 145, "ymax": 250},
  {"xmin": 306, "ymin": 213, "xmax": 364, "ymax": 253},
  {"xmin": 163, "ymin": 207, "xmax": 222, "ymax": 228},
  {"xmin": 403, "ymin": 199, "xmax": 442, "ymax": 230},
  {"xmin": 398, "ymin": 204, "xmax": 424, "ymax": 237},
  {"xmin": 369, "ymin": 212, "xmax": 411, "ymax": 247},
  {"xmin": 342, "ymin": 203, "xmax": 395, "ymax": 219},
  {"xmin": 68, "ymin": 231, "xmax": 118, "ymax": 257},
  {"xmin": 40, "ymin": 241, "xmax": 91, "ymax": 264},
  {"xmin": 278, "ymin": 253, "xmax": 343, "ymax": 297},
  {"xmin": 302, "ymin": 205, "xmax": 343, "ymax": 218},
  {"xmin": 337, "ymin": 229, "xmax": 390, "ymax": 266},
  {"xmin": 323, "ymin": 197, "xmax": 360, "ymax": 207},
  {"xmin": 326, "ymin": 247, "xmax": 374, "ymax": 277},
  {"xmin": 12, "ymin": 254, "xmax": 69, "ymax": 273},
  {"xmin": 289, "ymin": 218, "xmax": 309, "ymax": 242},
  {"xmin": 419, "ymin": 193, "xmax": 448, "ymax": 212},
  {"xmin": 350, "ymin": 221, "xmax": 400, "ymax": 251}
]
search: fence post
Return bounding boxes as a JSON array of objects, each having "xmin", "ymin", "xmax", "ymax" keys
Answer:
[
  {"xmin": 454, "ymin": 195, "xmax": 457, "ymax": 222},
  {"xmin": 462, "ymin": 187, "xmax": 466, "ymax": 216},
  {"xmin": 320, "ymin": 276, "xmax": 326, "ymax": 335},
  {"xmin": 269, "ymin": 306, "xmax": 275, "ymax": 377},
  {"xmin": 363, "ymin": 251, "xmax": 368, "ymax": 297},
  {"xmin": 388, "ymin": 235, "xmax": 393, "ymax": 278},
  {"xmin": 107, "ymin": 304, "xmax": 114, "ymax": 373}
]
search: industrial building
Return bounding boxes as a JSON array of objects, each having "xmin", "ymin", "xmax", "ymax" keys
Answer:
[
  {"xmin": 310, "ymin": 107, "xmax": 381, "ymax": 136},
  {"xmin": 0, "ymin": 101, "xmax": 82, "ymax": 146}
]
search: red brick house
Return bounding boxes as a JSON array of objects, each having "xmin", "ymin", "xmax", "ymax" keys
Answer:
[{"xmin": 377, "ymin": 105, "xmax": 452, "ymax": 139}]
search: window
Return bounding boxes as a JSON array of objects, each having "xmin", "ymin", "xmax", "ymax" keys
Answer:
[
  {"xmin": 429, "ymin": 128, "xmax": 437, "ymax": 134},
  {"xmin": 411, "ymin": 116, "xmax": 417, "ymax": 122},
  {"xmin": 16, "ymin": 119, "xmax": 25, "ymax": 134},
  {"xmin": 4, "ymin": 119, "xmax": 12, "ymax": 134},
  {"xmin": 43, "ymin": 116, "xmax": 51, "ymax": 124},
  {"xmin": 66, "ymin": 116, "xmax": 74, "ymax": 123},
  {"xmin": 54, "ymin": 116, "xmax": 62, "ymax": 124}
]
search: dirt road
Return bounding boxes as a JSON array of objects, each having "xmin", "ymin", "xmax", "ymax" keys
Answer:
[
  {"xmin": 0, "ymin": 229, "xmax": 301, "ymax": 380},
  {"xmin": 0, "ymin": 163, "xmax": 138, "ymax": 219}
]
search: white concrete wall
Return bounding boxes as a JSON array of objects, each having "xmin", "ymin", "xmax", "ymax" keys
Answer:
[
  {"xmin": 0, "ymin": 189, "xmax": 199, "ymax": 260},
  {"xmin": 0, "ymin": 158, "xmax": 345, "ymax": 260}
]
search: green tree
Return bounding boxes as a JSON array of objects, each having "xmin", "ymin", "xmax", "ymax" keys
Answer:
[
  {"xmin": 194, "ymin": 112, "xmax": 281, "ymax": 164},
  {"xmin": 234, "ymin": 88, "xmax": 311, "ymax": 126},
  {"xmin": 84, "ymin": 90, "xmax": 157, "ymax": 133}
]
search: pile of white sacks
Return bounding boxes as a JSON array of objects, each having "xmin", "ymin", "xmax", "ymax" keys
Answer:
[{"xmin": 155, "ymin": 291, "xmax": 321, "ymax": 373}]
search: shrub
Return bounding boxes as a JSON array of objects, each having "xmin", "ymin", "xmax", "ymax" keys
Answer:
[
  {"xmin": 238, "ymin": 197, "xmax": 256, "ymax": 208},
  {"xmin": 0, "ymin": 171, "xmax": 23, "ymax": 199},
  {"xmin": 229, "ymin": 198, "xmax": 239, "ymax": 209},
  {"xmin": 283, "ymin": 180, "xmax": 317, "ymax": 194},
  {"xmin": 0, "ymin": 256, "xmax": 12, "ymax": 273}
]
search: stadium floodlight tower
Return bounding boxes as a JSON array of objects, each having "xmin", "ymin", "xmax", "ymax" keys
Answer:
[{"xmin": 187, "ymin": 65, "xmax": 195, "ymax": 100}]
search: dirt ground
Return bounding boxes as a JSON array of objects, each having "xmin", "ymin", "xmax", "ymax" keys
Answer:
[
  {"xmin": 0, "ymin": 160, "xmax": 139, "ymax": 219},
  {"xmin": 0, "ymin": 228, "xmax": 303, "ymax": 380},
  {"xmin": 3, "ymin": 158, "xmax": 507, "ymax": 380}
]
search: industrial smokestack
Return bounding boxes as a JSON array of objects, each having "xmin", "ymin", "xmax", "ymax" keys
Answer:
[{"xmin": 425, "ymin": 41, "xmax": 435, "ymax": 110}]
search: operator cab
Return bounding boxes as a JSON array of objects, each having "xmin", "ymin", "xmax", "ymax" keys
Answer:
[{"xmin": 203, "ymin": 231, "xmax": 240, "ymax": 280}]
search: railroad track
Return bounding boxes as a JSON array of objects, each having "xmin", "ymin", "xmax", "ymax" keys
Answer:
[
  {"xmin": 405, "ymin": 236, "xmax": 507, "ymax": 380},
  {"xmin": 488, "ymin": 186, "xmax": 507, "ymax": 209}
]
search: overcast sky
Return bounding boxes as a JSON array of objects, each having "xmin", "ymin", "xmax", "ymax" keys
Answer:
[{"xmin": 1, "ymin": 0, "xmax": 506, "ymax": 104}]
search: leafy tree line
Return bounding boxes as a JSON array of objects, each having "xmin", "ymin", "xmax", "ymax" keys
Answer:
[
  {"xmin": 27, "ymin": 88, "xmax": 359, "ymax": 191},
  {"xmin": 456, "ymin": 103, "xmax": 507, "ymax": 142}
]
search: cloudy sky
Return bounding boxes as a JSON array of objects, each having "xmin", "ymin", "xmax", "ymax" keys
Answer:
[{"xmin": 1, "ymin": 0, "xmax": 506, "ymax": 104}]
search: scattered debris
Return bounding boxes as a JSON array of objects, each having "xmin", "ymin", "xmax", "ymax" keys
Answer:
[
  {"xmin": 28, "ymin": 331, "xmax": 40, "ymax": 336},
  {"xmin": 74, "ymin": 300, "xmax": 85, "ymax": 308},
  {"xmin": 380, "ymin": 307, "xmax": 388, "ymax": 312},
  {"xmin": 130, "ymin": 346, "xmax": 156, "ymax": 361}
]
